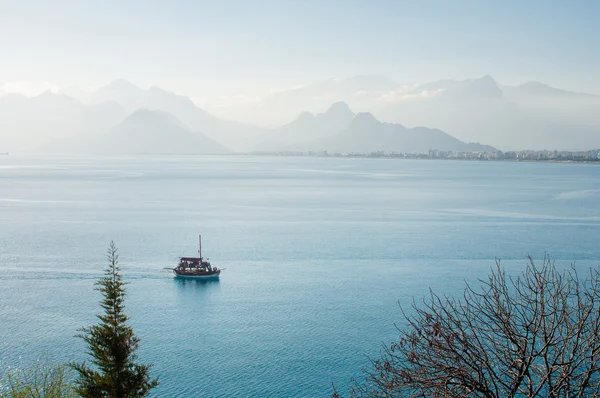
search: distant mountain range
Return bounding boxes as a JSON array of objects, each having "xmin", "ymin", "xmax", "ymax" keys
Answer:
[
  {"xmin": 315, "ymin": 112, "xmax": 495, "ymax": 154},
  {"xmin": 0, "ymin": 82, "xmax": 259, "ymax": 154},
  {"xmin": 90, "ymin": 79, "xmax": 266, "ymax": 150},
  {"xmin": 254, "ymin": 102, "xmax": 494, "ymax": 153},
  {"xmin": 376, "ymin": 76, "xmax": 600, "ymax": 151},
  {"xmin": 91, "ymin": 109, "xmax": 229, "ymax": 154},
  {"xmin": 0, "ymin": 75, "xmax": 598, "ymax": 153},
  {"xmin": 0, "ymin": 91, "xmax": 127, "ymax": 152},
  {"xmin": 211, "ymin": 75, "xmax": 600, "ymax": 151},
  {"xmin": 252, "ymin": 101, "xmax": 356, "ymax": 151}
]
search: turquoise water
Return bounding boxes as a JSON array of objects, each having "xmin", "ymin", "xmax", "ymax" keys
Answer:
[{"xmin": 1, "ymin": 155, "xmax": 599, "ymax": 397}]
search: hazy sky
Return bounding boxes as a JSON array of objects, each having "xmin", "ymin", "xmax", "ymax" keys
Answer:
[{"xmin": 1, "ymin": 0, "xmax": 599, "ymax": 100}]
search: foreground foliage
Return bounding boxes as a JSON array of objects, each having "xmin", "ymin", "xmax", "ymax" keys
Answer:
[
  {"xmin": 71, "ymin": 242, "xmax": 158, "ymax": 398},
  {"xmin": 1, "ymin": 360, "xmax": 76, "ymax": 398},
  {"xmin": 351, "ymin": 256, "xmax": 600, "ymax": 397}
]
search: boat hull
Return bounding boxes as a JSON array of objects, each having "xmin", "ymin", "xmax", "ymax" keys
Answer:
[{"xmin": 173, "ymin": 270, "xmax": 220, "ymax": 279}]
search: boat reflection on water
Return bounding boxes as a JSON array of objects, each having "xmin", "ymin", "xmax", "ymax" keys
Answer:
[
  {"xmin": 173, "ymin": 276, "xmax": 221, "ymax": 300},
  {"xmin": 174, "ymin": 277, "xmax": 220, "ymax": 287}
]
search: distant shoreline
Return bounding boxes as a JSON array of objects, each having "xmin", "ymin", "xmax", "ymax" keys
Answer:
[
  {"xmin": 2, "ymin": 152, "xmax": 599, "ymax": 165},
  {"xmin": 243, "ymin": 152, "xmax": 600, "ymax": 165}
]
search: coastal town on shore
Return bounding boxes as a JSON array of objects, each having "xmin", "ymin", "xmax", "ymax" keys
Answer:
[{"xmin": 249, "ymin": 149, "xmax": 600, "ymax": 163}]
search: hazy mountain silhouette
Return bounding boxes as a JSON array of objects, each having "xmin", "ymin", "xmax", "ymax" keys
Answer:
[
  {"xmin": 217, "ymin": 75, "xmax": 402, "ymax": 127},
  {"xmin": 92, "ymin": 79, "xmax": 145, "ymax": 110},
  {"xmin": 375, "ymin": 76, "xmax": 600, "ymax": 150},
  {"xmin": 252, "ymin": 101, "xmax": 355, "ymax": 150},
  {"xmin": 0, "ymin": 91, "xmax": 126, "ymax": 152},
  {"xmin": 0, "ymin": 81, "xmax": 266, "ymax": 153},
  {"xmin": 3, "ymin": 76, "xmax": 599, "ymax": 153},
  {"xmin": 92, "ymin": 80, "xmax": 267, "ymax": 150},
  {"xmin": 218, "ymin": 74, "xmax": 600, "ymax": 151},
  {"xmin": 253, "ymin": 102, "xmax": 495, "ymax": 153},
  {"xmin": 89, "ymin": 109, "xmax": 230, "ymax": 154},
  {"xmin": 309, "ymin": 112, "xmax": 496, "ymax": 153},
  {"xmin": 58, "ymin": 85, "xmax": 93, "ymax": 103},
  {"xmin": 83, "ymin": 101, "xmax": 128, "ymax": 131},
  {"xmin": 439, "ymin": 75, "xmax": 504, "ymax": 102},
  {"xmin": 503, "ymin": 81, "xmax": 598, "ymax": 99}
]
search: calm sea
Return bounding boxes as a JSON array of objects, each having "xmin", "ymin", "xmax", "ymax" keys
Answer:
[{"xmin": 1, "ymin": 155, "xmax": 599, "ymax": 397}]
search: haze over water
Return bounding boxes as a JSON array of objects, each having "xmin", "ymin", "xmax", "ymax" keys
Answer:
[{"xmin": 1, "ymin": 155, "xmax": 599, "ymax": 396}]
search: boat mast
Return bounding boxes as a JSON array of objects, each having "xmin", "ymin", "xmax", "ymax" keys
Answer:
[{"xmin": 199, "ymin": 234, "xmax": 202, "ymax": 259}]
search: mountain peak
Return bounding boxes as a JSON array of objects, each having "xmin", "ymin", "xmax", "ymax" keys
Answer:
[
  {"xmin": 35, "ymin": 90, "xmax": 59, "ymax": 98},
  {"xmin": 477, "ymin": 74, "xmax": 496, "ymax": 83},
  {"xmin": 325, "ymin": 101, "xmax": 352, "ymax": 115},
  {"xmin": 102, "ymin": 109, "xmax": 229, "ymax": 154},
  {"xmin": 436, "ymin": 75, "xmax": 503, "ymax": 101},
  {"xmin": 352, "ymin": 112, "xmax": 379, "ymax": 125},
  {"xmin": 296, "ymin": 111, "xmax": 315, "ymax": 122},
  {"xmin": 519, "ymin": 81, "xmax": 549, "ymax": 88},
  {"xmin": 30, "ymin": 91, "xmax": 82, "ymax": 107},
  {"xmin": 471, "ymin": 75, "xmax": 500, "ymax": 91},
  {"xmin": 125, "ymin": 108, "xmax": 189, "ymax": 130},
  {"xmin": 355, "ymin": 111, "xmax": 377, "ymax": 120},
  {"xmin": 129, "ymin": 108, "xmax": 172, "ymax": 118}
]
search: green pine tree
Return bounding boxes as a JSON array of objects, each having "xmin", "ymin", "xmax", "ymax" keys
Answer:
[{"xmin": 71, "ymin": 241, "xmax": 158, "ymax": 398}]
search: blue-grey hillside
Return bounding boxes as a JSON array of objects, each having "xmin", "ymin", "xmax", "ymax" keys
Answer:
[
  {"xmin": 502, "ymin": 81, "xmax": 599, "ymax": 99},
  {"xmin": 418, "ymin": 75, "xmax": 504, "ymax": 102},
  {"xmin": 4, "ymin": 75, "xmax": 597, "ymax": 153},
  {"xmin": 253, "ymin": 102, "xmax": 494, "ymax": 153},
  {"xmin": 312, "ymin": 112, "xmax": 495, "ymax": 153},
  {"xmin": 252, "ymin": 101, "xmax": 355, "ymax": 151},
  {"xmin": 92, "ymin": 80, "xmax": 268, "ymax": 151},
  {"xmin": 0, "ymin": 83, "xmax": 261, "ymax": 153},
  {"xmin": 221, "ymin": 75, "xmax": 600, "ymax": 151},
  {"xmin": 0, "ymin": 91, "xmax": 126, "ymax": 152},
  {"xmin": 231, "ymin": 75, "xmax": 401, "ymax": 126},
  {"xmin": 377, "ymin": 76, "xmax": 600, "ymax": 151},
  {"xmin": 90, "ymin": 109, "xmax": 230, "ymax": 154}
]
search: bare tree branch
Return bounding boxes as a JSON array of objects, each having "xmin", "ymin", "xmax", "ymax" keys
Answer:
[{"xmin": 347, "ymin": 256, "xmax": 600, "ymax": 398}]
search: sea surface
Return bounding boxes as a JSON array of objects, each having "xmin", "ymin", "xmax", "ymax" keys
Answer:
[{"xmin": 1, "ymin": 155, "xmax": 599, "ymax": 397}]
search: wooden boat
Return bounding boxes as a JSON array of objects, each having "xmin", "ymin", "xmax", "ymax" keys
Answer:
[{"xmin": 167, "ymin": 235, "xmax": 221, "ymax": 279}]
